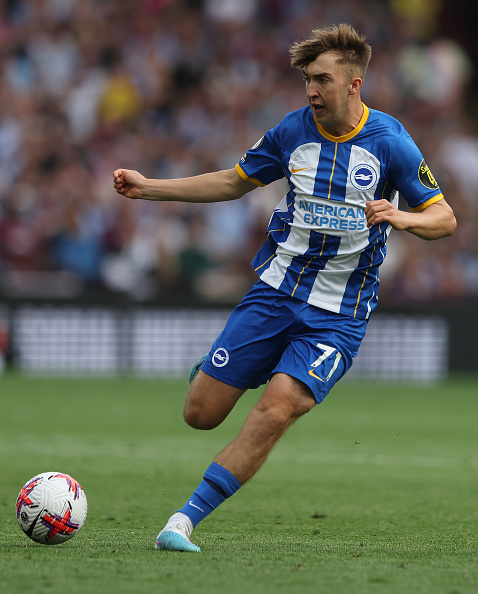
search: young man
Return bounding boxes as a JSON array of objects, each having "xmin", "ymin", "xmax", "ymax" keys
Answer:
[{"xmin": 113, "ymin": 24, "xmax": 456, "ymax": 552}]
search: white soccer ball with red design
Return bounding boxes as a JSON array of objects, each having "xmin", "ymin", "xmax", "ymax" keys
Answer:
[{"xmin": 16, "ymin": 472, "xmax": 87, "ymax": 545}]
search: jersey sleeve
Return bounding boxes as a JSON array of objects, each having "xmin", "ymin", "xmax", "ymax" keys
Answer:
[
  {"xmin": 389, "ymin": 132, "xmax": 443, "ymax": 211},
  {"xmin": 235, "ymin": 126, "xmax": 285, "ymax": 187}
]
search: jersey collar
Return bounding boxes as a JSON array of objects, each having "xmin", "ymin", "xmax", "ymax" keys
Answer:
[{"xmin": 314, "ymin": 103, "xmax": 369, "ymax": 142}]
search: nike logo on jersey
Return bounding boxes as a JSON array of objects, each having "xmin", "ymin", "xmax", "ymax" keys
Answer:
[
  {"xmin": 188, "ymin": 500, "xmax": 204, "ymax": 512},
  {"xmin": 308, "ymin": 369, "xmax": 324, "ymax": 382},
  {"xmin": 291, "ymin": 166, "xmax": 311, "ymax": 173}
]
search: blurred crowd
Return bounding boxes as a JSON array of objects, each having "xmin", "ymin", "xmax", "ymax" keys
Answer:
[{"xmin": 0, "ymin": 0, "xmax": 477, "ymax": 306}]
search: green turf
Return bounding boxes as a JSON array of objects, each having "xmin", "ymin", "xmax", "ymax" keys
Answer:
[{"xmin": 0, "ymin": 373, "xmax": 477, "ymax": 593}]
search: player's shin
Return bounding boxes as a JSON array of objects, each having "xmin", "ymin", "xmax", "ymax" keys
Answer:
[{"xmin": 179, "ymin": 462, "xmax": 241, "ymax": 526}]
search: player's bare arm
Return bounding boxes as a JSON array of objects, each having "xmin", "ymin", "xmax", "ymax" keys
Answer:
[
  {"xmin": 365, "ymin": 198, "xmax": 456, "ymax": 240},
  {"xmin": 113, "ymin": 168, "xmax": 256, "ymax": 203}
]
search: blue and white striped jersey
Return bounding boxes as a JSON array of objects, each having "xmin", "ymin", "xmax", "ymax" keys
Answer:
[{"xmin": 236, "ymin": 104, "xmax": 443, "ymax": 319}]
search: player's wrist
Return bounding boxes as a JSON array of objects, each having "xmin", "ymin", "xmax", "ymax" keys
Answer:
[{"xmin": 140, "ymin": 178, "xmax": 163, "ymax": 201}]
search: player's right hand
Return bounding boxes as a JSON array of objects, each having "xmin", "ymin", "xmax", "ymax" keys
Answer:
[{"xmin": 113, "ymin": 169, "xmax": 145, "ymax": 200}]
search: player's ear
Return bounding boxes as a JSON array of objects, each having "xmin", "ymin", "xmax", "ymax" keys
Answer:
[{"xmin": 349, "ymin": 77, "xmax": 362, "ymax": 95}]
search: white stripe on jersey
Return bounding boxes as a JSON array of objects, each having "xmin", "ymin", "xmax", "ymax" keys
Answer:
[
  {"xmin": 346, "ymin": 145, "xmax": 381, "ymax": 206},
  {"xmin": 288, "ymin": 143, "xmax": 322, "ymax": 194}
]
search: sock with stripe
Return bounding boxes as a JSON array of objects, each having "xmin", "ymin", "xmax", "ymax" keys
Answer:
[{"xmin": 178, "ymin": 462, "xmax": 241, "ymax": 527}]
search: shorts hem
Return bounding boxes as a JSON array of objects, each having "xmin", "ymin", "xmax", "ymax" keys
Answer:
[
  {"xmin": 272, "ymin": 367, "xmax": 327, "ymax": 404},
  {"xmin": 201, "ymin": 364, "xmax": 263, "ymax": 391}
]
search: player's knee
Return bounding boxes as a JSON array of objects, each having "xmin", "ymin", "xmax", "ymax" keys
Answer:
[
  {"xmin": 183, "ymin": 401, "xmax": 220, "ymax": 430},
  {"xmin": 183, "ymin": 377, "xmax": 244, "ymax": 430},
  {"xmin": 250, "ymin": 400, "xmax": 296, "ymax": 440},
  {"xmin": 250, "ymin": 379, "xmax": 315, "ymax": 437}
]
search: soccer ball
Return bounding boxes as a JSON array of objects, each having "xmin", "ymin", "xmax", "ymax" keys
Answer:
[{"xmin": 16, "ymin": 472, "xmax": 88, "ymax": 545}]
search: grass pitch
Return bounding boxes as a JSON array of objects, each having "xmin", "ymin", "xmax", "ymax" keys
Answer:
[{"xmin": 0, "ymin": 373, "xmax": 477, "ymax": 593}]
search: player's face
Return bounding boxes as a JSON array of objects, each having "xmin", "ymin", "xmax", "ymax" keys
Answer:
[{"xmin": 304, "ymin": 52, "xmax": 361, "ymax": 136}]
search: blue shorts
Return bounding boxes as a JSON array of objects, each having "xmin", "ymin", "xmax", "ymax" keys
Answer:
[{"xmin": 201, "ymin": 281, "xmax": 368, "ymax": 403}]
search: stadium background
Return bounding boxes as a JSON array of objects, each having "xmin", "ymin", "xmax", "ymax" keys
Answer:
[{"xmin": 0, "ymin": 0, "xmax": 476, "ymax": 379}]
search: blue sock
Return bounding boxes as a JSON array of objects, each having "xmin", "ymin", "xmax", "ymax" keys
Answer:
[{"xmin": 179, "ymin": 462, "xmax": 241, "ymax": 527}]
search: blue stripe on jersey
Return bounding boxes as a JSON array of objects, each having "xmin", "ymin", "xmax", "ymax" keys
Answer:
[
  {"xmin": 314, "ymin": 143, "xmax": 351, "ymax": 201},
  {"xmin": 375, "ymin": 177, "xmax": 395, "ymax": 202},
  {"xmin": 252, "ymin": 203, "xmax": 293, "ymax": 274},
  {"xmin": 341, "ymin": 224, "xmax": 388, "ymax": 318},
  {"xmin": 279, "ymin": 233, "xmax": 342, "ymax": 301}
]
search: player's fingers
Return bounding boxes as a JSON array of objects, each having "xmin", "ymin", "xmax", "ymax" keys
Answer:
[
  {"xmin": 113, "ymin": 169, "xmax": 127, "ymax": 185},
  {"xmin": 365, "ymin": 204, "xmax": 378, "ymax": 221},
  {"xmin": 366, "ymin": 213, "xmax": 376, "ymax": 227},
  {"xmin": 366, "ymin": 208, "xmax": 386, "ymax": 227}
]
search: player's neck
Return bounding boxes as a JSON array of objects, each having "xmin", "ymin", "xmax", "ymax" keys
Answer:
[{"xmin": 320, "ymin": 101, "xmax": 364, "ymax": 138}]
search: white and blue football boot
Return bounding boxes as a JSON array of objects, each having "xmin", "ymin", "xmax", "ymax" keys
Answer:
[{"xmin": 154, "ymin": 512, "xmax": 200, "ymax": 552}]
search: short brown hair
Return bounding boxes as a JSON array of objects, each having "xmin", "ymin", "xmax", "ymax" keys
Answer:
[{"xmin": 290, "ymin": 24, "xmax": 372, "ymax": 78}]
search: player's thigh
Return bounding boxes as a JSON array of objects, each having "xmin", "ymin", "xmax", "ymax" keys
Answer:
[
  {"xmin": 274, "ymin": 337, "xmax": 351, "ymax": 404},
  {"xmin": 183, "ymin": 369, "xmax": 246, "ymax": 430},
  {"xmin": 274, "ymin": 310, "xmax": 367, "ymax": 404},
  {"xmin": 200, "ymin": 281, "xmax": 296, "ymax": 390}
]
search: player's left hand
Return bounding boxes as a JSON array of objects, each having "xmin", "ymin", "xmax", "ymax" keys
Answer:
[{"xmin": 365, "ymin": 199, "xmax": 410, "ymax": 230}]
